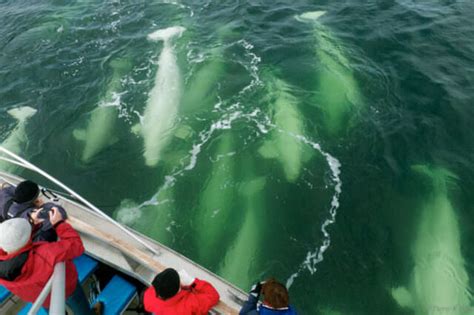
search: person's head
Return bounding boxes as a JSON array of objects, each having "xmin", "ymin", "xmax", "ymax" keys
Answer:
[
  {"xmin": 14, "ymin": 180, "xmax": 40, "ymax": 205},
  {"xmin": 0, "ymin": 218, "xmax": 32, "ymax": 254},
  {"xmin": 152, "ymin": 268, "xmax": 180, "ymax": 300},
  {"xmin": 262, "ymin": 279, "xmax": 289, "ymax": 309}
]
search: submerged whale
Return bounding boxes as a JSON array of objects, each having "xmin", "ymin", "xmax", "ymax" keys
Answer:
[
  {"xmin": 258, "ymin": 69, "xmax": 311, "ymax": 183},
  {"xmin": 74, "ymin": 58, "xmax": 131, "ymax": 162},
  {"xmin": 296, "ymin": 11, "xmax": 363, "ymax": 136},
  {"xmin": 219, "ymin": 155, "xmax": 265, "ymax": 289},
  {"xmin": 2, "ymin": 20, "xmax": 66, "ymax": 56},
  {"xmin": 195, "ymin": 131, "xmax": 238, "ymax": 268},
  {"xmin": 180, "ymin": 46, "xmax": 226, "ymax": 115},
  {"xmin": 391, "ymin": 165, "xmax": 473, "ymax": 315},
  {"xmin": 137, "ymin": 26, "xmax": 185, "ymax": 167},
  {"xmin": 0, "ymin": 106, "xmax": 37, "ymax": 171},
  {"xmin": 115, "ymin": 185, "xmax": 176, "ymax": 247},
  {"xmin": 180, "ymin": 24, "xmax": 237, "ymax": 116}
]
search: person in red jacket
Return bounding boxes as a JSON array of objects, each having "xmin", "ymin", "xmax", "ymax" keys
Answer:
[
  {"xmin": 144, "ymin": 267, "xmax": 220, "ymax": 315},
  {"xmin": 0, "ymin": 208, "xmax": 99, "ymax": 314}
]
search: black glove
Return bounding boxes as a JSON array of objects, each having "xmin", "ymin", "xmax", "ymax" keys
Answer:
[{"xmin": 249, "ymin": 281, "xmax": 262, "ymax": 299}]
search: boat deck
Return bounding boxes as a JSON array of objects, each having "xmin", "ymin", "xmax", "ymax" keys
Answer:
[{"xmin": 0, "ymin": 172, "xmax": 246, "ymax": 314}]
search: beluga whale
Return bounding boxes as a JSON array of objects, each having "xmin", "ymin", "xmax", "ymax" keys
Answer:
[
  {"xmin": 136, "ymin": 26, "xmax": 186, "ymax": 167},
  {"xmin": 180, "ymin": 24, "xmax": 237, "ymax": 116},
  {"xmin": 74, "ymin": 57, "xmax": 131, "ymax": 162},
  {"xmin": 0, "ymin": 106, "xmax": 37, "ymax": 172},
  {"xmin": 219, "ymin": 155, "xmax": 266, "ymax": 289},
  {"xmin": 194, "ymin": 131, "xmax": 239, "ymax": 269},
  {"xmin": 115, "ymin": 184, "xmax": 176, "ymax": 247},
  {"xmin": 258, "ymin": 68, "xmax": 312, "ymax": 183},
  {"xmin": 391, "ymin": 165, "xmax": 473, "ymax": 315},
  {"xmin": 296, "ymin": 11, "xmax": 363, "ymax": 136}
]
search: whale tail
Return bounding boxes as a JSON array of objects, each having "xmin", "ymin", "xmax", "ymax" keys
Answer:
[
  {"xmin": 295, "ymin": 10, "xmax": 327, "ymax": 23},
  {"xmin": 7, "ymin": 106, "xmax": 37, "ymax": 123},
  {"xmin": 147, "ymin": 26, "xmax": 186, "ymax": 43}
]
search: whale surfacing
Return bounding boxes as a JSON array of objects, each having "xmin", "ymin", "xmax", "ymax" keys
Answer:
[
  {"xmin": 140, "ymin": 26, "xmax": 185, "ymax": 167},
  {"xmin": 295, "ymin": 10, "xmax": 327, "ymax": 22},
  {"xmin": 296, "ymin": 10, "xmax": 363, "ymax": 136}
]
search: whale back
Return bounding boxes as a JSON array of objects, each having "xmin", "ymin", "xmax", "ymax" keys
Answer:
[
  {"xmin": 409, "ymin": 165, "xmax": 472, "ymax": 314},
  {"xmin": 147, "ymin": 26, "xmax": 186, "ymax": 43},
  {"xmin": 7, "ymin": 106, "xmax": 37, "ymax": 123},
  {"xmin": 295, "ymin": 11, "xmax": 327, "ymax": 23}
]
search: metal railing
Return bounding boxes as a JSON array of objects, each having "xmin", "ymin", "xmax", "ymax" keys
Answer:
[
  {"xmin": 27, "ymin": 263, "xmax": 65, "ymax": 315},
  {"xmin": 0, "ymin": 146, "xmax": 160, "ymax": 256}
]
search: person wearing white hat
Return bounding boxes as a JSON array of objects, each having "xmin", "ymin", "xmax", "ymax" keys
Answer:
[
  {"xmin": 0, "ymin": 218, "xmax": 31, "ymax": 254},
  {"xmin": 0, "ymin": 181, "xmax": 68, "ymax": 243},
  {"xmin": 0, "ymin": 209, "xmax": 100, "ymax": 314}
]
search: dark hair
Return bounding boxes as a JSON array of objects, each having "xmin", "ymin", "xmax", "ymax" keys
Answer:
[
  {"xmin": 14, "ymin": 180, "xmax": 39, "ymax": 204},
  {"xmin": 262, "ymin": 279, "xmax": 289, "ymax": 308},
  {"xmin": 152, "ymin": 268, "xmax": 180, "ymax": 300}
]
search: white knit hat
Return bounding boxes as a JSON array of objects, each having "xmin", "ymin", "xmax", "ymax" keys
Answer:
[{"xmin": 0, "ymin": 218, "xmax": 32, "ymax": 253}]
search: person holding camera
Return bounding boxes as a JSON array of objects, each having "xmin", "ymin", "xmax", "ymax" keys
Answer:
[
  {"xmin": 0, "ymin": 180, "xmax": 43, "ymax": 223},
  {"xmin": 143, "ymin": 267, "xmax": 220, "ymax": 314},
  {"xmin": 0, "ymin": 208, "xmax": 101, "ymax": 314},
  {"xmin": 0, "ymin": 180, "xmax": 67, "ymax": 242},
  {"xmin": 240, "ymin": 279, "xmax": 298, "ymax": 315}
]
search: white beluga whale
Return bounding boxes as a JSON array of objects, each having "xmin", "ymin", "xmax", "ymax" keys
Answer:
[
  {"xmin": 391, "ymin": 165, "xmax": 473, "ymax": 315},
  {"xmin": 180, "ymin": 24, "xmax": 236, "ymax": 115},
  {"xmin": 0, "ymin": 106, "xmax": 37, "ymax": 171},
  {"xmin": 258, "ymin": 68, "xmax": 312, "ymax": 183},
  {"xmin": 194, "ymin": 131, "xmax": 238, "ymax": 268},
  {"xmin": 219, "ymin": 155, "xmax": 265, "ymax": 289},
  {"xmin": 136, "ymin": 26, "xmax": 185, "ymax": 167},
  {"xmin": 115, "ymin": 185, "xmax": 176, "ymax": 247},
  {"xmin": 180, "ymin": 46, "xmax": 226, "ymax": 115},
  {"xmin": 296, "ymin": 11, "xmax": 363, "ymax": 136},
  {"xmin": 74, "ymin": 57, "xmax": 131, "ymax": 162}
]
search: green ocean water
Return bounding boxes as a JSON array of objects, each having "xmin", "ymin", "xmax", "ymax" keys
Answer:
[{"xmin": 2, "ymin": 1, "xmax": 474, "ymax": 314}]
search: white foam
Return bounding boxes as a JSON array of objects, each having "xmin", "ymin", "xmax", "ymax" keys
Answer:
[
  {"xmin": 237, "ymin": 39, "xmax": 263, "ymax": 95},
  {"xmin": 99, "ymin": 91, "xmax": 122, "ymax": 108},
  {"xmin": 116, "ymin": 205, "xmax": 142, "ymax": 225},
  {"xmin": 285, "ymin": 134, "xmax": 342, "ymax": 288}
]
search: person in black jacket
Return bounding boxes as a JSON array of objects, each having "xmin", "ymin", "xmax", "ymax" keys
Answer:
[{"xmin": 0, "ymin": 180, "xmax": 43, "ymax": 222}]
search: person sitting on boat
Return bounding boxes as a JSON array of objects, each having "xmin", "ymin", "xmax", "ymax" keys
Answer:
[
  {"xmin": 143, "ymin": 267, "xmax": 220, "ymax": 314},
  {"xmin": 0, "ymin": 180, "xmax": 44, "ymax": 223},
  {"xmin": 0, "ymin": 210, "xmax": 102, "ymax": 314},
  {"xmin": 0, "ymin": 180, "xmax": 66, "ymax": 242},
  {"xmin": 240, "ymin": 279, "xmax": 298, "ymax": 315},
  {"xmin": 29, "ymin": 202, "xmax": 68, "ymax": 242}
]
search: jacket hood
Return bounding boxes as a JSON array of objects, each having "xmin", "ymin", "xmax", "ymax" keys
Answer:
[
  {"xmin": 0, "ymin": 241, "xmax": 34, "ymax": 260},
  {"xmin": 0, "ymin": 242, "xmax": 34, "ymax": 281}
]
